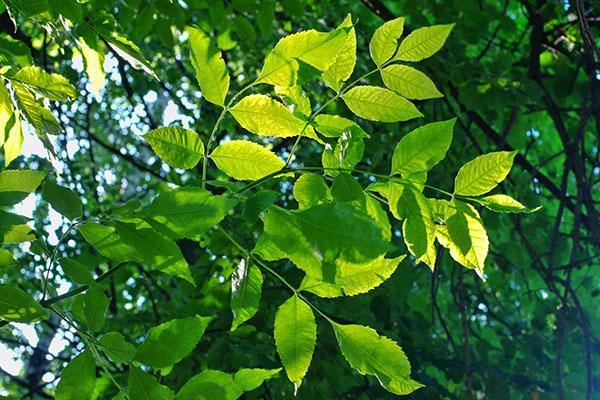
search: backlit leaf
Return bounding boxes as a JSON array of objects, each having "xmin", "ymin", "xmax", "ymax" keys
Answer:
[
  {"xmin": 369, "ymin": 17, "xmax": 405, "ymax": 66},
  {"xmin": 395, "ymin": 24, "xmax": 454, "ymax": 62},
  {"xmin": 134, "ymin": 316, "xmax": 213, "ymax": 369},
  {"xmin": 381, "ymin": 64, "xmax": 442, "ymax": 100},
  {"xmin": 187, "ymin": 26, "xmax": 230, "ymax": 106},
  {"xmin": 454, "ymin": 151, "xmax": 517, "ymax": 196},
  {"xmin": 42, "ymin": 181, "xmax": 83, "ymax": 220},
  {"xmin": 143, "ymin": 127, "xmax": 204, "ymax": 170},
  {"xmin": 342, "ymin": 85, "xmax": 422, "ymax": 122},
  {"xmin": 331, "ymin": 322, "xmax": 423, "ymax": 395},
  {"xmin": 274, "ymin": 295, "xmax": 316, "ymax": 391},
  {"xmin": 211, "ymin": 140, "xmax": 284, "ymax": 180},
  {"xmin": 230, "ymin": 259, "xmax": 262, "ymax": 330}
]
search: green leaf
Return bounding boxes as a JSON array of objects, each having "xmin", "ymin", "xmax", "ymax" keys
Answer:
[
  {"xmin": 331, "ymin": 322, "xmax": 423, "ymax": 395},
  {"xmin": 78, "ymin": 222, "xmax": 141, "ymax": 263},
  {"xmin": 0, "ymin": 83, "xmax": 13, "ymax": 148},
  {"xmin": 11, "ymin": 81, "xmax": 61, "ymax": 141},
  {"xmin": 454, "ymin": 151, "xmax": 517, "ymax": 196},
  {"xmin": 300, "ymin": 255, "xmax": 405, "ymax": 298},
  {"xmin": 98, "ymin": 332, "xmax": 137, "ymax": 363},
  {"xmin": 82, "ymin": 286, "xmax": 109, "ymax": 332},
  {"xmin": 259, "ymin": 203, "xmax": 389, "ymax": 279},
  {"xmin": 55, "ymin": 350, "xmax": 96, "ymax": 400},
  {"xmin": 342, "ymin": 85, "xmax": 422, "ymax": 122},
  {"xmin": 381, "ymin": 64, "xmax": 443, "ymax": 100},
  {"xmin": 141, "ymin": 187, "xmax": 236, "ymax": 240},
  {"xmin": 274, "ymin": 85, "xmax": 311, "ymax": 116},
  {"xmin": 232, "ymin": 368, "xmax": 281, "ymax": 393},
  {"xmin": 395, "ymin": 24, "xmax": 454, "ymax": 62},
  {"xmin": 143, "ymin": 127, "xmax": 205, "ymax": 169},
  {"xmin": 0, "ymin": 169, "xmax": 46, "ymax": 207},
  {"xmin": 437, "ymin": 200, "xmax": 488, "ymax": 276},
  {"xmin": 134, "ymin": 316, "xmax": 213, "ymax": 369},
  {"xmin": 175, "ymin": 370, "xmax": 229, "ymax": 400},
  {"xmin": 41, "ymin": 181, "xmax": 82, "ymax": 220},
  {"xmin": 313, "ymin": 114, "xmax": 367, "ymax": 138},
  {"xmin": 293, "ymin": 173, "xmax": 331, "ymax": 209},
  {"xmin": 11, "ymin": 66, "xmax": 77, "ymax": 100},
  {"xmin": 230, "ymin": 259, "xmax": 262, "ymax": 330},
  {"xmin": 398, "ymin": 186, "xmax": 436, "ymax": 259},
  {"xmin": 60, "ymin": 258, "xmax": 96, "ymax": 286},
  {"xmin": 129, "ymin": 366, "xmax": 174, "ymax": 400},
  {"xmin": 477, "ymin": 194, "xmax": 541, "ymax": 213},
  {"xmin": 113, "ymin": 220, "xmax": 194, "ymax": 284},
  {"xmin": 323, "ymin": 15, "xmax": 356, "ymax": 91},
  {"xmin": 0, "ymin": 287, "xmax": 47, "ymax": 322},
  {"xmin": 331, "ymin": 173, "xmax": 363, "ymax": 202},
  {"xmin": 0, "ymin": 248, "xmax": 16, "ymax": 268},
  {"xmin": 391, "ymin": 119, "xmax": 455, "ymax": 185},
  {"xmin": 274, "ymin": 295, "xmax": 316, "ymax": 391},
  {"xmin": 187, "ymin": 26, "xmax": 230, "ymax": 106},
  {"xmin": 321, "ymin": 125, "xmax": 365, "ymax": 175},
  {"xmin": 257, "ymin": 27, "xmax": 350, "ymax": 86},
  {"xmin": 229, "ymin": 94, "xmax": 313, "ymax": 138},
  {"xmin": 104, "ymin": 34, "xmax": 157, "ymax": 79},
  {"xmin": 369, "ymin": 17, "xmax": 405, "ymax": 66},
  {"xmin": 78, "ymin": 35, "xmax": 105, "ymax": 96},
  {"xmin": 211, "ymin": 140, "xmax": 284, "ymax": 180},
  {"xmin": 3, "ymin": 110, "xmax": 23, "ymax": 167},
  {"xmin": 0, "ymin": 210, "xmax": 36, "ymax": 243}
]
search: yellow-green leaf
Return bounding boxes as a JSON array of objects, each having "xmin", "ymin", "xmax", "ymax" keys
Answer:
[
  {"xmin": 381, "ymin": 64, "xmax": 443, "ymax": 100},
  {"xmin": 211, "ymin": 140, "xmax": 284, "ymax": 180},
  {"xmin": 143, "ymin": 126, "xmax": 204, "ymax": 170},
  {"xmin": 187, "ymin": 26, "xmax": 230, "ymax": 106},
  {"xmin": 369, "ymin": 17, "xmax": 405, "ymax": 66},
  {"xmin": 229, "ymin": 94, "xmax": 311, "ymax": 138},
  {"xmin": 274, "ymin": 295, "xmax": 316, "ymax": 391},
  {"xmin": 454, "ymin": 151, "xmax": 517, "ymax": 196},
  {"xmin": 395, "ymin": 24, "xmax": 454, "ymax": 62},
  {"xmin": 0, "ymin": 287, "xmax": 48, "ymax": 323},
  {"xmin": 342, "ymin": 85, "xmax": 422, "ymax": 122},
  {"xmin": 11, "ymin": 66, "xmax": 77, "ymax": 100}
]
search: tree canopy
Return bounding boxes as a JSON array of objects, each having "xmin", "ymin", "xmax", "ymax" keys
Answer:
[{"xmin": 0, "ymin": 0, "xmax": 599, "ymax": 399}]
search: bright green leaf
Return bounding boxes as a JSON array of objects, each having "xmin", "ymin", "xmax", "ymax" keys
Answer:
[
  {"xmin": 0, "ymin": 169, "xmax": 46, "ymax": 207},
  {"xmin": 175, "ymin": 370, "xmax": 229, "ymax": 400},
  {"xmin": 293, "ymin": 173, "xmax": 331, "ymax": 209},
  {"xmin": 391, "ymin": 119, "xmax": 455, "ymax": 185},
  {"xmin": 331, "ymin": 322, "xmax": 423, "ymax": 395},
  {"xmin": 78, "ymin": 222, "xmax": 141, "ymax": 263},
  {"xmin": 274, "ymin": 295, "xmax": 316, "ymax": 391},
  {"xmin": 143, "ymin": 127, "xmax": 204, "ymax": 170},
  {"xmin": 134, "ymin": 316, "xmax": 213, "ymax": 369},
  {"xmin": 211, "ymin": 140, "xmax": 284, "ymax": 180},
  {"xmin": 187, "ymin": 26, "xmax": 230, "ymax": 106},
  {"xmin": 381, "ymin": 64, "xmax": 443, "ymax": 100},
  {"xmin": 0, "ymin": 248, "xmax": 16, "ymax": 268},
  {"xmin": 229, "ymin": 94, "xmax": 312, "ymax": 138},
  {"xmin": 369, "ymin": 17, "xmax": 405, "ymax": 66},
  {"xmin": 477, "ymin": 194, "xmax": 541, "ymax": 213},
  {"xmin": 454, "ymin": 151, "xmax": 517, "ymax": 196},
  {"xmin": 342, "ymin": 85, "xmax": 422, "ymax": 122},
  {"xmin": 141, "ymin": 187, "xmax": 236, "ymax": 240},
  {"xmin": 323, "ymin": 15, "xmax": 356, "ymax": 91},
  {"xmin": 395, "ymin": 24, "xmax": 454, "ymax": 62},
  {"xmin": 230, "ymin": 259, "xmax": 262, "ymax": 330},
  {"xmin": 113, "ymin": 220, "xmax": 194, "ymax": 284},
  {"xmin": 11, "ymin": 66, "xmax": 76, "ymax": 100}
]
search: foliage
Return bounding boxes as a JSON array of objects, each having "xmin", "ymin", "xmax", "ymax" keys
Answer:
[{"xmin": 0, "ymin": 0, "xmax": 598, "ymax": 399}]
